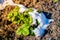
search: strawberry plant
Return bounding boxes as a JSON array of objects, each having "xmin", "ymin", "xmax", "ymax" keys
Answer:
[{"xmin": 7, "ymin": 6, "xmax": 34, "ymax": 36}]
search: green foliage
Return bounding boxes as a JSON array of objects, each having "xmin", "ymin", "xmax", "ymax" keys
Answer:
[
  {"xmin": 7, "ymin": 6, "xmax": 41, "ymax": 36},
  {"xmin": 54, "ymin": 0, "xmax": 58, "ymax": 3},
  {"xmin": 25, "ymin": 8, "xmax": 34, "ymax": 13},
  {"xmin": 29, "ymin": 27, "xmax": 35, "ymax": 36},
  {"xmin": 16, "ymin": 24, "xmax": 30, "ymax": 36},
  {"xmin": 7, "ymin": 6, "xmax": 34, "ymax": 36},
  {"xmin": 7, "ymin": 6, "xmax": 20, "ymax": 24},
  {"xmin": 37, "ymin": 9, "xmax": 41, "ymax": 13},
  {"xmin": 7, "ymin": 6, "xmax": 33, "ymax": 25},
  {"xmin": 23, "ymin": 12, "xmax": 32, "ymax": 24},
  {"xmin": 16, "ymin": 24, "xmax": 35, "ymax": 36}
]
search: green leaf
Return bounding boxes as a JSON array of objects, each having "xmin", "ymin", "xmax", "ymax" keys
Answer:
[
  {"xmin": 30, "ymin": 27, "xmax": 35, "ymax": 36},
  {"xmin": 24, "ymin": 8, "xmax": 33, "ymax": 13},
  {"xmin": 7, "ymin": 6, "xmax": 33, "ymax": 25},
  {"xmin": 27, "ymin": 8, "xmax": 34, "ymax": 12},
  {"xmin": 29, "ymin": 16, "xmax": 33, "ymax": 24},
  {"xmin": 13, "ymin": 6, "xmax": 20, "ymax": 11},
  {"xmin": 37, "ymin": 10, "xmax": 41, "ymax": 13},
  {"xmin": 23, "ymin": 29, "xmax": 29, "ymax": 36},
  {"xmin": 16, "ymin": 24, "xmax": 30, "ymax": 36},
  {"xmin": 16, "ymin": 27, "xmax": 23, "ymax": 35},
  {"xmin": 11, "ymin": 17, "xmax": 15, "ymax": 21},
  {"xmin": 13, "ymin": 12, "xmax": 18, "ymax": 16}
]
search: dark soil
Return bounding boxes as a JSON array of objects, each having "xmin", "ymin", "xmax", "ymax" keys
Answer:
[{"xmin": 0, "ymin": 0, "xmax": 60, "ymax": 40}]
